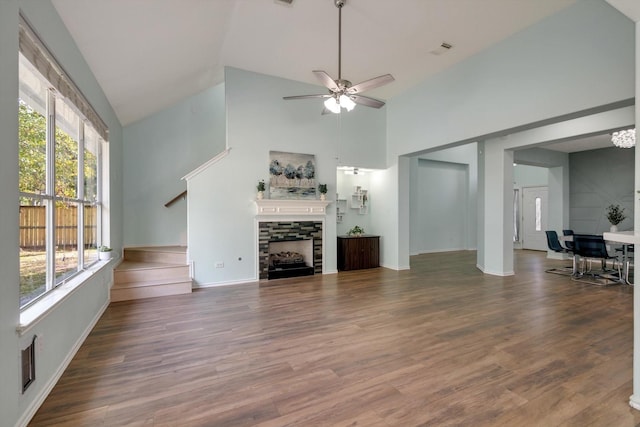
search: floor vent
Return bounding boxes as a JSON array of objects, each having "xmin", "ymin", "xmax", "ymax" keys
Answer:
[{"xmin": 21, "ymin": 335, "xmax": 36, "ymax": 393}]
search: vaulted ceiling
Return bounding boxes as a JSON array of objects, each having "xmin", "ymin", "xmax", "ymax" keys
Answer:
[{"xmin": 52, "ymin": 0, "xmax": 579, "ymax": 126}]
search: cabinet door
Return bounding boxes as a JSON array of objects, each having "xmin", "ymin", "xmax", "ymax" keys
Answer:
[
  {"xmin": 346, "ymin": 239, "xmax": 361, "ymax": 270},
  {"xmin": 367, "ymin": 237, "xmax": 379, "ymax": 268},
  {"xmin": 337, "ymin": 236, "xmax": 379, "ymax": 271},
  {"xmin": 356, "ymin": 238, "xmax": 369, "ymax": 269}
]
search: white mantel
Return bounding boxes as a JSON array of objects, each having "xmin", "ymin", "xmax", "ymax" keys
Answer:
[{"xmin": 255, "ymin": 199, "xmax": 331, "ymax": 216}]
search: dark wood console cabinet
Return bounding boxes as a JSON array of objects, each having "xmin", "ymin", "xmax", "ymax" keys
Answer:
[{"xmin": 337, "ymin": 235, "xmax": 380, "ymax": 271}]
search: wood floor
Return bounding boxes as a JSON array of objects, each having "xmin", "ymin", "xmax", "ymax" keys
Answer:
[{"xmin": 29, "ymin": 250, "xmax": 640, "ymax": 426}]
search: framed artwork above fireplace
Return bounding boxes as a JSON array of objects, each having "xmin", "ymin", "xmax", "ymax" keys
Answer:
[{"xmin": 269, "ymin": 151, "xmax": 316, "ymax": 199}]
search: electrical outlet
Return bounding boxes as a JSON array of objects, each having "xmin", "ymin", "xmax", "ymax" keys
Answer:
[{"xmin": 215, "ymin": 262, "xmax": 224, "ymax": 268}]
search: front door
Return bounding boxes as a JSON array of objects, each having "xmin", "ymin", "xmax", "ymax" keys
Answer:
[{"xmin": 522, "ymin": 186, "xmax": 548, "ymax": 251}]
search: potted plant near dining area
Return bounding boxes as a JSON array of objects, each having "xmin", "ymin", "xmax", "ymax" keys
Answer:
[{"xmin": 606, "ymin": 204, "xmax": 626, "ymax": 232}]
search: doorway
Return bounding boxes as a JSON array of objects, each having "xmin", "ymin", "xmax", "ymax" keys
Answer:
[{"xmin": 521, "ymin": 186, "xmax": 548, "ymax": 251}]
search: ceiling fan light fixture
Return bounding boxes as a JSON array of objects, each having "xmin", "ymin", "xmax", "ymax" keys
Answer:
[
  {"xmin": 339, "ymin": 94, "xmax": 356, "ymax": 111},
  {"xmin": 283, "ymin": 0, "xmax": 393, "ymax": 113},
  {"xmin": 324, "ymin": 97, "xmax": 341, "ymax": 114}
]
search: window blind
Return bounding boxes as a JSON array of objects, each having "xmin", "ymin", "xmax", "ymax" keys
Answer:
[{"xmin": 18, "ymin": 15, "xmax": 109, "ymax": 141}]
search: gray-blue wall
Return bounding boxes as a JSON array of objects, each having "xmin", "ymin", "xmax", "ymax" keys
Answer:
[
  {"xmin": 570, "ymin": 147, "xmax": 635, "ymax": 233},
  {"xmin": 123, "ymin": 83, "xmax": 226, "ymax": 246}
]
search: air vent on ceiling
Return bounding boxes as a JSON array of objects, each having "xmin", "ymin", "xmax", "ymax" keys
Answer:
[
  {"xmin": 430, "ymin": 42, "xmax": 453, "ymax": 56},
  {"xmin": 275, "ymin": 0, "xmax": 294, "ymax": 5}
]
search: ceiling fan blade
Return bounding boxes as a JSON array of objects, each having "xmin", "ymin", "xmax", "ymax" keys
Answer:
[
  {"xmin": 350, "ymin": 94, "xmax": 386, "ymax": 109},
  {"xmin": 347, "ymin": 74, "xmax": 395, "ymax": 94},
  {"xmin": 313, "ymin": 70, "xmax": 339, "ymax": 91},
  {"xmin": 283, "ymin": 94, "xmax": 332, "ymax": 100}
]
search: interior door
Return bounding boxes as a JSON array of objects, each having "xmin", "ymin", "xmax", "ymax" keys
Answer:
[{"xmin": 522, "ymin": 186, "xmax": 548, "ymax": 251}]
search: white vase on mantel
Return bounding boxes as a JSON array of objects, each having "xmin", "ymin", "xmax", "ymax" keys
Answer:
[
  {"xmin": 257, "ymin": 191, "xmax": 264, "ymax": 200},
  {"xmin": 320, "ymin": 193, "xmax": 326, "ymax": 201},
  {"xmin": 610, "ymin": 224, "xmax": 618, "ymax": 232}
]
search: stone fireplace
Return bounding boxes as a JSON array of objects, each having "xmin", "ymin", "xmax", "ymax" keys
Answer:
[
  {"xmin": 258, "ymin": 221, "xmax": 323, "ymax": 280},
  {"xmin": 255, "ymin": 199, "xmax": 330, "ymax": 280}
]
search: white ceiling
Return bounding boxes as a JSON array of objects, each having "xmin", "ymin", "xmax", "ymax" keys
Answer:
[{"xmin": 51, "ymin": 0, "xmax": 579, "ymax": 126}]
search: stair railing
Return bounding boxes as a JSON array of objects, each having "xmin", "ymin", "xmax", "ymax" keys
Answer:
[{"xmin": 164, "ymin": 190, "xmax": 187, "ymax": 208}]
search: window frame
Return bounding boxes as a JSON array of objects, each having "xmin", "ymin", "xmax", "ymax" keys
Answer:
[{"xmin": 18, "ymin": 27, "xmax": 107, "ymax": 310}]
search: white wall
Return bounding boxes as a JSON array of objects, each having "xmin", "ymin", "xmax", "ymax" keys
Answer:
[
  {"xmin": 336, "ymin": 171, "xmax": 374, "ymax": 236},
  {"xmin": 370, "ymin": 161, "xmax": 407, "ymax": 270},
  {"xmin": 513, "ymin": 164, "xmax": 548, "ymax": 188},
  {"xmin": 187, "ymin": 67, "xmax": 387, "ymax": 286},
  {"xmin": 632, "ymin": 9, "xmax": 640, "ymax": 412},
  {"xmin": 1, "ymin": 2, "xmax": 123, "ymax": 426},
  {"xmin": 123, "ymin": 83, "xmax": 226, "ymax": 246}
]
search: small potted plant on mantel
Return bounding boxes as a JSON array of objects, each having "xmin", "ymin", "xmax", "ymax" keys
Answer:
[
  {"xmin": 256, "ymin": 180, "xmax": 266, "ymax": 200},
  {"xmin": 606, "ymin": 204, "xmax": 626, "ymax": 232},
  {"xmin": 98, "ymin": 245, "xmax": 112, "ymax": 261},
  {"xmin": 318, "ymin": 183, "xmax": 328, "ymax": 201},
  {"xmin": 348, "ymin": 225, "xmax": 364, "ymax": 237}
]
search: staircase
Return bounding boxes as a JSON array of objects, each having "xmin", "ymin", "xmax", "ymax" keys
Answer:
[{"xmin": 111, "ymin": 246, "xmax": 192, "ymax": 302}]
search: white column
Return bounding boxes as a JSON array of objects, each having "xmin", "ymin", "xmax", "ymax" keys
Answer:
[
  {"xmin": 479, "ymin": 140, "xmax": 514, "ymax": 276},
  {"xmin": 630, "ymin": 19, "xmax": 640, "ymax": 412}
]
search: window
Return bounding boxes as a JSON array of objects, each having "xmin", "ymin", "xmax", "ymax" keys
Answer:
[
  {"xmin": 535, "ymin": 197, "xmax": 542, "ymax": 232},
  {"xmin": 18, "ymin": 19, "xmax": 107, "ymax": 309}
]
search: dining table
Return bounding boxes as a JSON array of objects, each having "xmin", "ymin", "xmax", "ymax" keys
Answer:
[
  {"xmin": 603, "ymin": 230, "xmax": 638, "ymax": 285},
  {"xmin": 559, "ymin": 232, "xmax": 635, "ymax": 284}
]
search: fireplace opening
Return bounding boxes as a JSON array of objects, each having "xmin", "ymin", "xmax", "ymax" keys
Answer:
[{"xmin": 268, "ymin": 239, "xmax": 314, "ymax": 279}]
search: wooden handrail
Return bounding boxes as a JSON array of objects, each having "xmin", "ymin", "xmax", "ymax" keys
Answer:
[{"xmin": 165, "ymin": 190, "xmax": 187, "ymax": 208}]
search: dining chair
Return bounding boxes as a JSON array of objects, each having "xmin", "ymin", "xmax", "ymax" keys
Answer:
[
  {"xmin": 545, "ymin": 230, "xmax": 575, "ymax": 276},
  {"xmin": 572, "ymin": 235, "xmax": 620, "ymax": 285},
  {"xmin": 562, "ymin": 229, "xmax": 574, "ymax": 251}
]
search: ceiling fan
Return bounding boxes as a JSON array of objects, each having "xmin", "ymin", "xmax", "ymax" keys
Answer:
[{"xmin": 283, "ymin": 0, "xmax": 394, "ymax": 114}]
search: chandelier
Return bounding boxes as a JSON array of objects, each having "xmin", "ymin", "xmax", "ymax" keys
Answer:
[{"xmin": 611, "ymin": 128, "xmax": 636, "ymax": 148}]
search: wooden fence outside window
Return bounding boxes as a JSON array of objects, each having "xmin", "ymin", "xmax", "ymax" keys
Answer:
[{"xmin": 19, "ymin": 205, "xmax": 98, "ymax": 249}]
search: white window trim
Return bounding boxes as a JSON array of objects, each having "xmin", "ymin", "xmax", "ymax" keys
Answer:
[
  {"xmin": 17, "ymin": 259, "xmax": 114, "ymax": 335},
  {"xmin": 18, "ymin": 17, "xmax": 108, "ymax": 310}
]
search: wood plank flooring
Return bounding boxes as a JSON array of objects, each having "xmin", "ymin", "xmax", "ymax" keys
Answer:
[{"xmin": 29, "ymin": 250, "xmax": 640, "ymax": 426}]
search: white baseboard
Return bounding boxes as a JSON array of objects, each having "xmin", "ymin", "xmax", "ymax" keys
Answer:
[
  {"xmin": 412, "ymin": 247, "xmax": 467, "ymax": 255},
  {"xmin": 16, "ymin": 298, "xmax": 110, "ymax": 427},
  {"xmin": 476, "ymin": 264, "xmax": 514, "ymax": 276},
  {"xmin": 194, "ymin": 278, "xmax": 257, "ymax": 288},
  {"xmin": 382, "ymin": 264, "xmax": 410, "ymax": 270},
  {"xmin": 629, "ymin": 394, "xmax": 640, "ymax": 411},
  {"xmin": 195, "ymin": 270, "xmax": 339, "ymax": 288}
]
